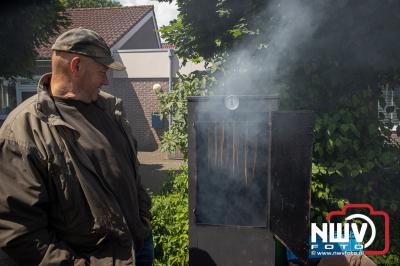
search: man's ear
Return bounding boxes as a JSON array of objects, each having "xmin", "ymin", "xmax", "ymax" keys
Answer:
[{"xmin": 70, "ymin": 57, "xmax": 80, "ymax": 75}]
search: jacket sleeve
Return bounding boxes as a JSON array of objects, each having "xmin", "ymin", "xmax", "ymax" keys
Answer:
[
  {"xmin": 116, "ymin": 100, "xmax": 152, "ymax": 222},
  {"xmin": 132, "ymin": 136, "xmax": 152, "ymax": 221},
  {"xmin": 137, "ymin": 168, "xmax": 152, "ymax": 221},
  {"xmin": 0, "ymin": 139, "xmax": 86, "ymax": 266}
]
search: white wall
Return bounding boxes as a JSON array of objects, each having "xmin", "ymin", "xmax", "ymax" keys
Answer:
[
  {"xmin": 178, "ymin": 59, "xmax": 206, "ymax": 75},
  {"xmin": 113, "ymin": 49, "xmax": 205, "ymax": 78}
]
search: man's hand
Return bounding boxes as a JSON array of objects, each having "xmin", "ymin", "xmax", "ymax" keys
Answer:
[{"xmin": 141, "ymin": 216, "xmax": 152, "ymax": 228}]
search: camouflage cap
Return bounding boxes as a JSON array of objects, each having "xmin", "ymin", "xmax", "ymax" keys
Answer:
[{"xmin": 51, "ymin": 27, "xmax": 125, "ymax": 71}]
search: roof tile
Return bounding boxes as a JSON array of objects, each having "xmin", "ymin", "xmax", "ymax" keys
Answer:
[{"xmin": 36, "ymin": 5, "xmax": 154, "ymax": 59}]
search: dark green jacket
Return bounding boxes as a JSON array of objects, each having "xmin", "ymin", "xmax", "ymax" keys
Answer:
[{"xmin": 0, "ymin": 73, "xmax": 151, "ymax": 265}]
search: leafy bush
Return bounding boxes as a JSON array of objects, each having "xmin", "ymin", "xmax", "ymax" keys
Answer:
[
  {"xmin": 151, "ymin": 165, "xmax": 189, "ymax": 266},
  {"xmin": 156, "ymin": 71, "xmax": 214, "ymax": 159},
  {"xmin": 307, "ymin": 88, "xmax": 400, "ymax": 265}
]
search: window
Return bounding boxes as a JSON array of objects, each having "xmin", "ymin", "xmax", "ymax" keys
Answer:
[
  {"xmin": 0, "ymin": 78, "xmax": 17, "ymax": 119},
  {"xmin": 378, "ymin": 85, "xmax": 400, "ymax": 130},
  {"xmin": 16, "ymin": 83, "xmax": 37, "ymax": 104},
  {"xmin": 0, "ymin": 77, "xmax": 39, "ymax": 120}
]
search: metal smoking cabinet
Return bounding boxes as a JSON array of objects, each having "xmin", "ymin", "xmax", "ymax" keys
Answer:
[{"xmin": 188, "ymin": 95, "xmax": 315, "ymax": 266}]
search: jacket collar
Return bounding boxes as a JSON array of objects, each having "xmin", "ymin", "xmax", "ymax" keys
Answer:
[
  {"xmin": 35, "ymin": 73, "xmax": 120, "ymax": 129},
  {"xmin": 36, "ymin": 73, "xmax": 57, "ymax": 119}
]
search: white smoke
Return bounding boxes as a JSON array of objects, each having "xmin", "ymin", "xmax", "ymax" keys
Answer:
[
  {"xmin": 192, "ymin": 0, "xmax": 321, "ymax": 225},
  {"xmin": 215, "ymin": 0, "xmax": 320, "ymax": 95}
]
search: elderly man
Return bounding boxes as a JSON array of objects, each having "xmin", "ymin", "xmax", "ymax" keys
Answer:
[{"xmin": 0, "ymin": 28, "xmax": 153, "ymax": 265}]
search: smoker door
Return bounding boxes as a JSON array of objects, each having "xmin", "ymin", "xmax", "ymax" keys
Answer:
[
  {"xmin": 270, "ymin": 111, "xmax": 315, "ymax": 263},
  {"xmin": 188, "ymin": 96, "xmax": 279, "ymax": 266},
  {"xmin": 194, "ymin": 119, "xmax": 269, "ymax": 227}
]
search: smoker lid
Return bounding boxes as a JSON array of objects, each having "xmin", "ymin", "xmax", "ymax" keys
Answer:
[
  {"xmin": 187, "ymin": 95, "xmax": 280, "ymax": 102},
  {"xmin": 188, "ymin": 95, "xmax": 280, "ymax": 114}
]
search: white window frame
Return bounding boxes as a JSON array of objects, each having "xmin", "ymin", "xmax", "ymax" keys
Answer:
[
  {"xmin": 0, "ymin": 77, "xmax": 40, "ymax": 120},
  {"xmin": 16, "ymin": 84, "xmax": 37, "ymax": 105},
  {"xmin": 15, "ymin": 76, "xmax": 40, "ymax": 105},
  {"xmin": 0, "ymin": 78, "xmax": 9, "ymax": 120}
]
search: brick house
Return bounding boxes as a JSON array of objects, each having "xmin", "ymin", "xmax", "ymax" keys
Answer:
[{"xmin": 0, "ymin": 6, "xmax": 203, "ymax": 150}]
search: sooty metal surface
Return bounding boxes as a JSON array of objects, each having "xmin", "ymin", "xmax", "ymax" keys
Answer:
[
  {"xmin": 195, "ymin": 120, "xmax": 268, "ymax": 226},
  {"xmin": 188, "ymin": 96, "xmax": 314, "ymax": 266},
  {"xmin": 270, "ymin": 111, "xmax": 315, "ymax": 263}
]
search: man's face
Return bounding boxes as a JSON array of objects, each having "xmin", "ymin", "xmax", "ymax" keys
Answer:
[{"xmin": 77, "ymin": 56, "xmax": 109, "ymax": 102}]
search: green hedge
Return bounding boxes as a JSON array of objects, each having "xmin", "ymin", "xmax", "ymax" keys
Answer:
[{"xmin": 151, "ymin": 165, "xmax": 189, "ymax": 266}]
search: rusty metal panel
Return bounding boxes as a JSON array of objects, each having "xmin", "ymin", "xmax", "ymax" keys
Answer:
[{"xmin": 270, "ymin": 111, "xmax": 315, "ymax": 263}]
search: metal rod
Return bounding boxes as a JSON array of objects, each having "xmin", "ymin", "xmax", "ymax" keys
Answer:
[
  {"xmin": 236, "ymin": 129, "xmax": 239, "ymax": 171},
  {"xmin": 232, "ymin": 123, "xmax": 235, "ymax": 177},
  {"xmin": 214, "ymin": 122, "xmax": 217, "ymax": 166},
  {"xmin": 266, "ymin": 112, "xmax": 272, "ymax": 229},
  {"xmin": 168, "ymin": 49, "xmax": 174, "ymax": 131},
  {"xmin": 252, "ymin": 134, "xmax": 258, "ymax": 180},
  {"xmin": 244, "ymin": 122, "xmax": 248, "ymax": 186},
  {"xmin": 220, "ymin": 122, "xmax": 224, "ymax": 167},
  {"xmin": 207, "ymin": 126, "xmax": 211, "ymax": 170}
]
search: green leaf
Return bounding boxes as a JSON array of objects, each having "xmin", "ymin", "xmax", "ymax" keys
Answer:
[{"xmin": 340, "ymin": 124, "xmax": 349, "ymax": 133}]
